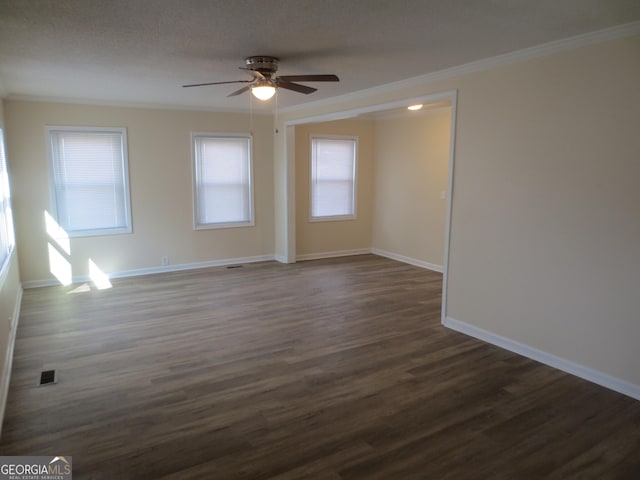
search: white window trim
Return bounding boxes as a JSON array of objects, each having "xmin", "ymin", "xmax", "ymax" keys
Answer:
[
  {"xmin": 46, "ymin": 126, "xmax": 132, "ymax": 238},
  {"xmin": 309, "ymin": 135, "xmax": 358, "ymax": 223},
  {"xmin": 0, "ymin": 128, "xmax": 16, "ymax": 282},
  {"xmin": 191, "ymin": 132, "xmax": 255, "ymax": 230}
]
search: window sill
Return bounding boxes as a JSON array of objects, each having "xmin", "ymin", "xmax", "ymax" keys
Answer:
[
  {"xmin": 309, "ymin": 215, "xmax": 357, "ymax": 223},
  {"xmin": 195, "ymin": 221, "xmax": 255, "ymax": 230},
  {"xmin": 67, "ymin": 227, "xmax": 133, "ymax": 238}
]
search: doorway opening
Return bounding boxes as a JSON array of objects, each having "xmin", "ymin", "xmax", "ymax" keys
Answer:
[{"xmin": 283, "ymin": 91, "xmax": 457, "ymax": 323}]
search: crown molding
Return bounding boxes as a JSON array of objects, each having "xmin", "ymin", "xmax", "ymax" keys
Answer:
[
  {"xmin": 3, "ymin": 94, "xmax": 274, "ymax": 115},
  {"xmin": 3, "ymin": 22, "xmax": 638, "ymax": 115},
  {"xmin": 281, "ymin": 21, "xmax": 640, "ymax": 115}
]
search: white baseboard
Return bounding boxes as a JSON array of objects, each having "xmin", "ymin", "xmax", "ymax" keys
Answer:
[
  {"xmin": 22, "ymin": 254, "xmax": 276, "ymax": 289},
  {"xmin": 295, "ymin": 248, "xmax": 444, "ymax": 273},
  {"xmin": 21, "ymin": 278, "xmax": 64, "ymax": 289},
  {"xmin": 22, "ymin": 248, "xmax": 440, "ymax": 287},
  {"xmin": 296, "ymin": 248, "xmax": 371, "ymax": 261},
  {"xmin": 0, "ymin": 286, "xmax": 23, "ymax": 438},
  {"xmin": 443, "ymin": 316, "xmax": 640, "ymax": 401},
  {"xmin": 274, "ymin": 254, "xmax": 289, "ymax": 264},
  {"xmin": 371, "ymin": 248, "xmax": 443, "ymax": 273}
]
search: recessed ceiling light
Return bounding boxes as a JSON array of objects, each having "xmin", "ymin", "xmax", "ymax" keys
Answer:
[{"xmin": 408, "ymin": 104, "xmax": 423, "ymax": 111}]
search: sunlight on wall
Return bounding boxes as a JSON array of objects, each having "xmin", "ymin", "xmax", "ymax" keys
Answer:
[
  {"xmin": 47, "ymin": 243, "xmax": 72, "ymax": 286},
  {"xmin": 45, "ymin": 211, "xmax": 70, "ymax": 255},
  {"xmin": 44, "ymin": 211, "xmax": 114, "ymax": 290},
  {"xmin": 89, "ymin": 259, "xmax": 112, "ymax": 290},
  {"xmin": 45, "ymin": 211, "xmax": 72, "ymax": 285}
]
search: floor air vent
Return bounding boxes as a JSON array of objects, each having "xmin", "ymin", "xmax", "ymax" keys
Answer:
[
  {"xmin": 226, "ymin": 265, "xmax": 243, "ymax": 269},
  {"xmin": 38, "ymin": 369, "xmax": 57, "ymax": 386}
]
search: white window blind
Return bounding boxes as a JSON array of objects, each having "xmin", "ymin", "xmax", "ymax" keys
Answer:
[
  {"xmin": 0, "ymin": 128, "xmax": 15, "ymax": 272},
  {"xmin": 192, "ymin": 134, "xmax": 253, "ymax": 228},
  {"xmin": 47, "ymin": 127, "xmax": 131, "ymax": 236},
  {"xmin": 311, "ymin": 137, "xmax": 357, "ymax": 219}
]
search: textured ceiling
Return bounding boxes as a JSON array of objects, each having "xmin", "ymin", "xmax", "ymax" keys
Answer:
[{"xmin": 0, "ymin": 0, "xmax": 638, "ymax": 112}]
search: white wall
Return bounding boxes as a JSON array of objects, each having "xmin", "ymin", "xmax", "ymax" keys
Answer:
[
  {"xmin": 4, "ymin": 101, "xmax": 274, "ymax": 284},
  {"xmin": 372, "ymin": 109, "xmax": 450, "ymax": 268},
  {"xmin": 276, "ymin": 34, "xmax": 640, "ymax": 393}
]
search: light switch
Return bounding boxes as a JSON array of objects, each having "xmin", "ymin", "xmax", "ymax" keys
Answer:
[{"xmin": 440, "ymin": 191, "xmax": 446, "ymax": 200}]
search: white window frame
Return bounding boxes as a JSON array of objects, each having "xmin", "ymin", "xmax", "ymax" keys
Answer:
[
  {"xmin": 191, "ymin": 132, "xmax": 255, "ymax": 230},
  {"xmin": 309, "ymin": 135, "xmax": 358, "ymax": 222},
  {"xmin": 46, "ymin": 126, "xmax": 132, "ymax": 238},
  {"xmin": 0, "ymin": 128, "xmax": 16, "ymax": 280}
]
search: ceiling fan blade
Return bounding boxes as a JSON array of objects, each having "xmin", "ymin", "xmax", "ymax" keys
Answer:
[
  {"xmin": 238, "ymin": 67, "xmax": 266, "ymax": 80},
  {"xmin": 277, "ymin": 74, "xmax": 339, "ymax": 82},
  {"xmin": 276, "ymin": 80, "xmax": 317, "ymax": 95},
  {"xmin": 183, "ymin": 80, "xmax": 252, "ymax": 88},
  {"xmin": 227, "ymin": 85, "xmax": 252, "ymax": 97}
]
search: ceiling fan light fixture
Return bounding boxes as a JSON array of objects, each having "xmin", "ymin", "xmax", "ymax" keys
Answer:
[
  {"xmin": 183, "ymin": 56, "xmax": 339, "ymax": 98},
  {"xmin": 251, "ymin": 85, "xmax": 276, "ymax": 100}
]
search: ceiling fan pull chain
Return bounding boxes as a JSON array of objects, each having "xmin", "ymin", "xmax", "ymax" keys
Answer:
[
  {"xmin": 274, "ymin": 89, "xmax": 279, "ymax": 134},
  {"xmin": 249, "ymin": 91, "xmax": 254, "ymax": 136}
]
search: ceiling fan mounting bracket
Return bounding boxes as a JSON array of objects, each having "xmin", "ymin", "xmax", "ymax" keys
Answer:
[{"xmin": 244, "ymin": 56, "xmax": 280, "ymax": 75}]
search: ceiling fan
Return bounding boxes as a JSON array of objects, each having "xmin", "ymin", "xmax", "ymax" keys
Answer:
[{"xmin": 183, "ymin": 56, "xmax": 339, "ymax": 100}]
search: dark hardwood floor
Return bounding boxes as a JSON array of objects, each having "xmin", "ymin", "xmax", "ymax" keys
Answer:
[{"xmin": 1, "ymin": 255, "xmax": 639, "ymax": 479}]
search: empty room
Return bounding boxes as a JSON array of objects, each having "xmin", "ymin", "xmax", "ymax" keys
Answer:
[{"xmin": 0, "ymin": 1, "xmax": 639, "ymax": 478}]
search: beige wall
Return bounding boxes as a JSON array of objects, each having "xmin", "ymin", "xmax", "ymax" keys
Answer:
[
  {"xmin": 445, "ymin": 36, "xmax": 640, "ymax": 387},
  {"xmin": 4, "ymin": 101, "xmax": 274, "ymax": 283},
  {"xmin": 0, "ymin": 100, "xmax": 23, "ymax": 431},
  {"xmin": 277, "ymin": 35, "xmax": 640, "ymax": 389},
  {"xmin": 372, "ymin": 109, "xmax": 450, "ymax": 266},
  {"xmin": 295, "ymin": 119, "xmax": 374, "ymax": 257}
]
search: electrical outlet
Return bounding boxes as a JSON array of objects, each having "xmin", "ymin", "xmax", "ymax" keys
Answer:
[{"xmin": 161, "ymin": 256, "xmax": 169, "ymax": 266}]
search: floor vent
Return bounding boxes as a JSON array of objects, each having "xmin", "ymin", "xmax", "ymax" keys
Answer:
[
  {"xmin": 38, "ymin": 369, "xmax": 57, "ymax": 386},
  {"xmin": 226, "ymin": 265, "xmax": 243, "ymax": 269}
]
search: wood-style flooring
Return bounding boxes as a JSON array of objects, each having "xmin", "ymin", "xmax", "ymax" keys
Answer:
[{"xmin": 1, "ymin": 255, "xmax": 639, "ymax": 479}]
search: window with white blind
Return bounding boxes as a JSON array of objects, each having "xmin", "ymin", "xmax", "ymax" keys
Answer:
[
  {"xmin": 47, "ymin": 127, "xmax": 131, "ymax": 237},
  {"xmin": 310, "ymin": 137, "xmax": 357, "ymax": 220},
  {"xmin": 0, "ymin": 128, "xmax": 15, "ymax": 274},
  {"xmin": 192, "ymin": 133, "xmax": 254, "ymax": 229}
]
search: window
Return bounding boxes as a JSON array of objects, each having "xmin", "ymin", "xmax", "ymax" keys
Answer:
[
  {"xmin": 192, "ymin": 133, "xmax": 253, "ymax": 229},
  {"xmin": 0, "ymin": 128, "xmax": 15, "ymax": 273},
  {"xmin": 47, "ymin": 127, "xmax": 131, "ymax": 237},
  {"xmin": 310, "ymin": 137, "xmax": 357, "ymax": 220}
]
